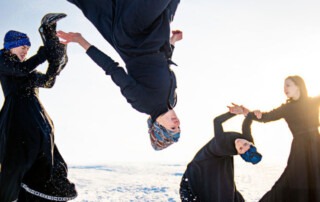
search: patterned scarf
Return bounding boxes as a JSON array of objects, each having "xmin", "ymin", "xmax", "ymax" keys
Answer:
[{"xmin": 147, "ymin": 117, "xmax": 180, "ymax": 151}]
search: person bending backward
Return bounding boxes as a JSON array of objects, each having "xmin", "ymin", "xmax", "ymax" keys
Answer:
[
  {"xmin": 0, "ymin": 14, "xmax": 77, "ymax": 201},
  {"xmin": 231, "ymin": 75, "xmax": 320, "ymax": 202},
  {"xmin": 57, "ymin": 0, "xmax": 182, "ymax": 150},
  {"xmin": 179, "ymin": 106, "xmax": 262, "ymax": 202}
]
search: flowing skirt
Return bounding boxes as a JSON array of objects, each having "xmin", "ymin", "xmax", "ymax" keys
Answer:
[
  {"xmin": 0, "ymin": 95, "xmax": 76, "ymax": 201},
  {"xmin": 260, "ymin": 131, "xmax": 320, "ymax": 202}
]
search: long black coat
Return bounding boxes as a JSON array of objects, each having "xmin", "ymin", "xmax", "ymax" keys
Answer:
[
  {"xmin": 183, "ymin": 112, "xmax": 253, "ymax": 202},
  {"xmin": 247, "ymin": 96, "xmax": 320, "ymax": 202},
  {"xmin": 0, "ymin": 49, "xmax": 76, "ymax": 201},
  {"xmin": 67, "ymin": 0, "xmax": 180, "ymax": 119}
]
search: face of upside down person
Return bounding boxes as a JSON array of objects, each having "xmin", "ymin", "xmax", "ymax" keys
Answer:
[{"xmin": 156, "ymin": 109, "xmax": 180, "ymax": 134}]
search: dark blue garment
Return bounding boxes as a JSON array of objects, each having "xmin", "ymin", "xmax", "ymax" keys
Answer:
[
  {"xmin": 67, "ymin": 0, "xmax": 180, "ymax": 119},
  {"xmin": 87, "ymin": 46, "xmax": 175, "ymax": 119},
  {"xmin": 181, "ymin": 113, "xmax": 254, "ymax": 202},
  {"xmin": 0, "ymin": 49, "xmax": 76, "ymax": 201}
]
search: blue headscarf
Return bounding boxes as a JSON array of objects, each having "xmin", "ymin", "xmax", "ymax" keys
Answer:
[
  {"xmin": 240, "ymin": 145, "xmax": 262, "ymax": 164},
  {"xmin": 147, "ymin": 117, "xmax": 180, "ymax": 151},
  {"xmin": 3, "ymin": 30, "xmax": 31, "ymax": 50}
]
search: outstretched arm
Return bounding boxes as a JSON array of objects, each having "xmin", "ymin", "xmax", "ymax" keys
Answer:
[
  {"xmin": 213, "ymin": 103, "xmax": 249, "ymax": 136},
  {"xmin": 242, "ymin": 116, "xmax": 254, "ymax": 143},
  {"xmin": 86, "ymin": 46, "xmax": 144, "ymax": 101},
  {"xmin": 57, "ymin": 31, "xmax": 123, "ymax": 74},
  {"xmin": 229, "ymin": 102, "xmax": 285, "ymax": 123},
  {"xmin": 29, "ymin": 55, "xmax": 67, "ymax": 88},
  {"xmin": 27, "ymin": 70, "xmax": 56, "ymax": 89},
  {"xmin": 57, "ymin": 31, "xmax": 144, "ymax": 102},
  {"xmin": 246, "ymin": 105, "xmax": 286, "ymax": 123},
  {"xmin": 0, "ymin": 47, "xmax": 47, "ymax": 77},
  {"xmin": 227, "ymin": 103, "xmax": 254, "ymax": 142},
  {"xmin": 213, "ymin": 112, "xmax": 236, "ymax": 139},
  {"xmin": 29, "ymin": 38, "xmax": 68, "ymax": 88}
]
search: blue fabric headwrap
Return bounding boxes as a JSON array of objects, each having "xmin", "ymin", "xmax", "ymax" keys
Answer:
[
  {"xmin": 3, "ymin": 30, "xmax": 31, "ymax": 50},
  {"xmin": 240, "ymin": 145, "xmax": 262, "ymax": 164},
  {"xmin": 147, "ymin": 117, "xmax": 180, "ymax": 151}
]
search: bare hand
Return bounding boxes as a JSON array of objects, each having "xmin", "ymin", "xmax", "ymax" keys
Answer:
[
  {"xmin": 241, "ymin": 105, "xmax": 249, "ymax": 116},
  {"xmin": 57, "ymin": 30, "xmax": 91, "ymax": 51},
  {"xmin": 253, "ymin": 110, "xmax": 262, "ymax": 119},
  {"xmin": 228, "ymin": 103, "xmax": 243, "ymax": 114},
  {"xmin": 57, "ymin": 31, "xmax": 83, "ymax": 44},
  {"xmin": 170, "ymin": 30, "xmax": 183, "ymax": 45}
]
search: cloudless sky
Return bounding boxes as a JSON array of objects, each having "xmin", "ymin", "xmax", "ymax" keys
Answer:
[{"xmin": 1, "ymin": 0, "xmax": 319, "ymax": 166}]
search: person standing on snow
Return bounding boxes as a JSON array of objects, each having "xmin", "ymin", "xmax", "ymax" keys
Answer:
[{"xmin": 0, "ymin": 13, "xmax": 77, "ymax": 201}]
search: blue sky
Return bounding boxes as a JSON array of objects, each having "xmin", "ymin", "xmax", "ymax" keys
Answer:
[{"xmin": 1, "ymin": 0, "xmax": 320, "ymax": 165}]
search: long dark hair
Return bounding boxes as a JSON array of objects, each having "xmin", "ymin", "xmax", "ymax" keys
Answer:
[{"xmin": 285, "ymin": 75, "xmax": 308, "ymax": 102}]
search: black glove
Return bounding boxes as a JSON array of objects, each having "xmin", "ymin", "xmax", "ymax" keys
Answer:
[
  {"xmin": 45, "ymin": 40, "xmax": 67, "ymax": 63},
  {"xmin": 37, "ymin": 46, "xmax": 48, "ymax": 61}
]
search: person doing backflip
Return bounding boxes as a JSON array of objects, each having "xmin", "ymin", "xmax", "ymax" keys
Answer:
[{"xmin": 57, "ymin": 0, "xmax": 182, "ymax": 150}]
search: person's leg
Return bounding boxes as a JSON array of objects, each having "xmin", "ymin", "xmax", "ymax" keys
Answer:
[
  {"xmin": 67, "ymin": 0, "xmax": 180, "ymax": 43},
  {"xmin": 67, "ymin": 0, "xmax": 115, "ymax": 44},
  {"xmin": 121, "ymin": 0, "xmax": 180, "ymax": 32}
]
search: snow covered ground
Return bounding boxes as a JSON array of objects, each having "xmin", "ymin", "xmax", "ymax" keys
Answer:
[{"xmin": 68, "ymin": 161, "xmax": 285, "ymax": 202}]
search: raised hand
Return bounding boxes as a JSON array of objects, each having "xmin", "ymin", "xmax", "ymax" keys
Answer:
[
  {"xmin": 228, "ymin": 103, "xmax": 243, "ymax": 114},
  {"xmin": 57, "ymin": 31, "xmax": 91, "ymax": 51},
  {"xmin": 253, "ymin": 110, "xmax": 262, "ymax": 119},
  {"xmin": 170, "ymin": 30, "xmax": 183, "ymax": 46},
  {"xmin": 56, "ymin": 31, "xmax": 83, "ymax": 44}
]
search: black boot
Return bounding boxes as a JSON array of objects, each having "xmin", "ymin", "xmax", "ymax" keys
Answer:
[
  {"xmin": 39, "ymin": 13, "xmax": 68, "ymax": 76},
  {"xmin": 39, "ymin": 13, "xmax": 67, "ymax": 43}
]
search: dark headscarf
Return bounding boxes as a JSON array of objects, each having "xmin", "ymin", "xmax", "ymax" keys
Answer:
[{"xmin": 212, "ymin": 132, "xmax": 243, "ymax": 156}]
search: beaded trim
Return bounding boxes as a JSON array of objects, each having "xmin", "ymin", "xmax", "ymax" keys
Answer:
[{"xmin": 21, "ymin": 183, "xmax": 77, "ymax": 201}]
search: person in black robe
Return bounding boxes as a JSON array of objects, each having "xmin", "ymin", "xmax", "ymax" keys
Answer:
[
  {"xmin": 0, "ymin": 14, "xmax": 77, "ymax": 202},
  {"xmin": 56, "ymin": 0, "xmax": 182, "ymax": 150},
  {"xmin": 179, "ymin": 107, "xmax": 262, "ymax": 202},
  {"xmin": 232, "ymin": 75, "xmax": 320, "ymax": 202}
]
